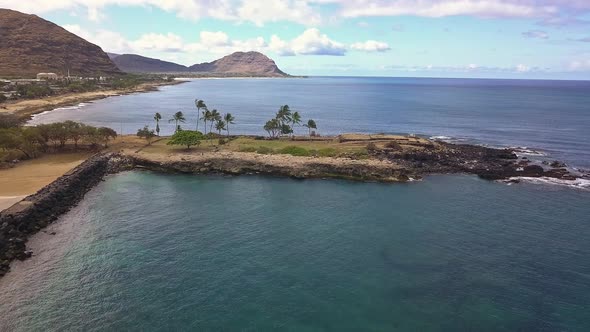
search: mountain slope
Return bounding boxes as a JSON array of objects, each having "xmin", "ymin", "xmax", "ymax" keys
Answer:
[
  {"xmin": 112, "ymin": 54, "xmax": 188, "ymax": 73},
  {"xmin": 0, "ymin": 9, "xmax": 120, "ymax": 78},
  {"xmin": 189, "ymin": 52, "xmax": 287, "ymax": 77}
]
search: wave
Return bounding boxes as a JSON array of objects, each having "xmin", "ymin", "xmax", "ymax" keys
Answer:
[
  {"xmin": 505, "ymin": 176, "xmax": 590, "ymax": 191},
  {"xmin": 510, "ymin": 147, "xmax": 547, "ymax": 156},
  {"xmin": 429, "ymin": 135, "xmax": 452, "ymax": 141}
]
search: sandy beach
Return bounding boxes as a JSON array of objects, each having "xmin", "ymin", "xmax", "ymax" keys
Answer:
[
  {"xmin": 0, "ymin": 153, "xmax": 91, "ymax": 210},
  {"xmin": 0, "ymin": 81, "xmax": 183, "ymax": 119}
]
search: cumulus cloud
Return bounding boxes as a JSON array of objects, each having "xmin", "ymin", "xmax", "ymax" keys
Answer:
[
  {"xmin": 3, "ymin": 0, "xmax": 590, "ymax": 26},
  {"xmin": 131, "ymin": 33, "xmax": 185, "ymax": 52},
  {"xmin": 271, "ymin": 28, "xmax": 347, "ymax": 56},
  {"xmin": 350, "ymin": 40, "xmax": 391, "ymax": 52},
  {"xmin": 0, "ymin": 0, "xmax": 320, "ymax": 25},
  {"xmin": 522, "ymin": 30, "xmax": 548, "ymax": 39}
]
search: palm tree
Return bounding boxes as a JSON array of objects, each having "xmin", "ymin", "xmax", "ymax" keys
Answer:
[
  {"xmin": 154, "ymin": 112, "xmax": 161, "ymax": 136},
  {"xmin": 275, "ymin": 105, "xmax": 292, "ymax": 137},
  {"xmin": 223, "ymin": 113, "xmax": 235, "ymax": 136},
  {"xmin": 194, "ymin": 99, "xmax": 207, "ymax": 131},
  {"xmin": 201, "ymin": 109, "xmax": 212, "ymax": 134},
  {"xmin": 303, "ymin": 119, "xmax": 317, "ymax": 140},
  {"xmin": 290, "ymin": 111, "xmax": 301, "ymax": 137},
  {"xmin": 209, "ymin": 109, "xmax": 221, "ymax": 134},
  {"xmin": 169, "ymin": 111, "xmax": 186, "ymax": 133},
  {"xmin": 215, "ymin": 119, "xmax": 226, "ymax": 135}
]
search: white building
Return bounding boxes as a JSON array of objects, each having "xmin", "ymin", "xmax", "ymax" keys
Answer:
[{"xmin": 36, "ymin": 73, "xmax": 59, "ymax": 80}]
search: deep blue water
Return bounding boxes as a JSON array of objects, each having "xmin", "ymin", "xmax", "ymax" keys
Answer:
[
  {"xmin": 0, "ymin": 172, "xmax": 589, "ymax": 331},
  {"xmin": 29, "ymin": 77, "xmax": 590, "ymax": 168}
]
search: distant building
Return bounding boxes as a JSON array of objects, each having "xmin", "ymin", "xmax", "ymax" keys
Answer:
[{"xmin": 36, "ymin": 72, "xmax": 59, "ymax": 80}]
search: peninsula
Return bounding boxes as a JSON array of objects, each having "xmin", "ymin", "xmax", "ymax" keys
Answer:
[{"xmin": 1, "ymin": 131, "xmax": 587, "ymax": 277}]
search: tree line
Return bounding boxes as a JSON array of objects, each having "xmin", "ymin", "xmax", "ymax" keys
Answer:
[
  {"xmin": 263, "ymin": 105, "xmax": 317, "ymax": 139},
  {"xmin": 1, "ymin": 115, "xmax": 116, "ymax": 160},
  {"xmin": 139, "ymin": 99, "xmax": 237, "ymax": 148}
]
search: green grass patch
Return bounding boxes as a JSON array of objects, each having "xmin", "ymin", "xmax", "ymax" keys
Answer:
[
  {"xmin": 238, "ymin": 146, "xmax": 257, "ymax": 153},
  {"xmin": 278, "ymin": 146, "xmax": 310, "ymax": 156},
  {"xmin": 256, "ymin": 146, "xmax": 274, "ymax": 154}
]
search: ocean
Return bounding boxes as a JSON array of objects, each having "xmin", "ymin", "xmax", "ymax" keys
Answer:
[
  {"xmin": 29, "ymin": 77, "xmax": 590, "ymax": 168},
  {"xmin": 4, "ymin": 77, "xmax": 589, "ymax": 330},
  {"xmin": 0, "ymin": 172, "xmax": 589, "ymax": 331}
]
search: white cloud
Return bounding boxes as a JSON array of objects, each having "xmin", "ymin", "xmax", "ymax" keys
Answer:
[
  {"xmin": 271, "ymin": 28, "xmax": 347, "ymax": 56},
  {"xmin": 63, "ymin": 24, "xmax": 131, "ymax": 53},
  {"xmin": 199, "ymin": 31, "xmax": 230, "ymax": 47},
  {"xmin": 269, "ymin": 35, "xmax": 295, "ymax": 56},
  {"xmin": 131, "ymin": 33, "xmax": 185, "ymax": 52},
  {"xmin": 384, "ymin": 63, "xmax": 545, "ymax": 73},
  {"xmin": 65, "ymin": 24, "xmax": 394, "ymax": 59},
  {"xmin": 569, "ymin": 59, "xmax": 590, "ymax": 71},
  {"xmin": 4, "ymin": 0, "xmax": 590, "ymax": 26},
  {"xmin": 515, "ymin": 64, "xmax": 530, "ymax": 72},
  {"xmin": 334, "ymin": 0, "xmax": 558, "ymax": 19},
  {"xmin": 522, "ymin": 30, "xmax": 548, "ymax": 39},
  {"xmin": 291, "ymin": 28, "xmax": 346, "ymax": 55},
  {"xmin": 351, "ymin": 40, "xmax": 391, "ymax": 52},
  {"xmin": 0, "ymin": 0, "xmax": 320, "ymax": 25},
  {"xmin": 237, "ymin": 0, "xmax": 321, "ymax": 26}
]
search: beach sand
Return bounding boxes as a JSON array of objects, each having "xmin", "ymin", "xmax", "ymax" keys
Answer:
[
  {"xmin": 0, "ymin": 152, "xmax": 91, "ymax": 210},
  {"xmin": 0, "ymin": 81, "xmax": 182, "ymax": 119}
]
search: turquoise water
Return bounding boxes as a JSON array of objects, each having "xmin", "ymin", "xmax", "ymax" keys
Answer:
[
  {"xmin": 29, "ymin": 77, "xmax": 590, "ymax": 168},
  {"xmin": 1, "ymin": 172, "xmax": 589, "ymax": 331}
]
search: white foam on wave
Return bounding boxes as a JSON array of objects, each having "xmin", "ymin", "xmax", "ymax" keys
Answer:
[
  {"xmin": 510, "ymin": 146, "xmax": 547, "ymax": 156},
  {"xmin": 429, "ymin": 135, "xmax": 455, "ymax": 142},
  {"xmin": 506, "ymin": 176, "xmax": 590, "ymax": 191},
  {"xmin": 30, "ymin": 102, "xmax": 90, "ymax": 122}
]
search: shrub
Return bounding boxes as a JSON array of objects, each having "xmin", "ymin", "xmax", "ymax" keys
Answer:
[
  {"xmin": 0, "ymin": 113, "xmax": 21, "ymax": 129},
  {"xmin": 279, "ymin": 146, "xmax": 310, "ymax": 156},
  {"xmin": 167, "ymin": 130, "xmax": 204, "ymax": 149},
  {"xmin": 137, "ymin": 126, "xmax": 156, "ymax": 145},
  {"xmin": 218, "ymin": 138, "xmax": 227, "ymax": 145},
  {"xmin": 366, "ymin": 142, "xmax": 377, "ymax": 152},
  {"xmin": 317, "ymin": 148, "xmax": 337, "ymax": 157},
  {"xmin": 385, "ymin": 141, "xmax": 402, "ymax": 151},
  {"xmin": 256, "ymin": 146, "xmax": 274, "ymax": 154}
]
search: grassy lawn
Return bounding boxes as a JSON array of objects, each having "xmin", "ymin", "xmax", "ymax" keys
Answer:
[{"xmin": 138, "ymin": 136, "xmax": 370, "ymax": 158}]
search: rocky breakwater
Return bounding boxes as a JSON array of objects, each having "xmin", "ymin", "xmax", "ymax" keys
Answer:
[
  {"xmin": 130, "ymin": 151, "xmax": 409, "ymax": 182},
  {"xmin": 372, "ymin": 141, "xmax": 580, "ymax": 181},
  {"xmin": 0, "ymin": 153, "xmax": 129, "ymax": 277}
]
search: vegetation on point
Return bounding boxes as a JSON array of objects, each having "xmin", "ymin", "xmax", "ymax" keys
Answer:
[
  {"xmin": 169, "ymin": 111, "xmax": 186, "ymax": 133},
  {"xmin": 0, "ymin": 119, "xmax": 116, "ymax": 163},
  {"xmin": 137, "ymin": 126, "xmax": 156, "ymax": 145},
  {"xmin": 263, "ymin": 105, "xmax": 317, "ymax": 139},
  {"xmin": 167, "ymin": 130, "xmax": 204, "ymax": 149}
]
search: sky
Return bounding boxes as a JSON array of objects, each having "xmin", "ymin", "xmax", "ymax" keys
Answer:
[{"xmin": 2, "ymin": 1, "xmax": 590, "ymax": 79}]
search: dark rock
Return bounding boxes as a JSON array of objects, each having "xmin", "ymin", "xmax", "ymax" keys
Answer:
[{"xmin": 550, "ymin": 160, "xmax": 567, "ymax": 168}]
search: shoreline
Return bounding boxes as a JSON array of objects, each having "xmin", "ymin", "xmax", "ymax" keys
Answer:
[
  {"xmin": 1, "ymin": 134, "xmax": 589, "ymax": 278},
  {"xmin": 0, "ymin": 80, "xmax": 185, "ymax": 120}
]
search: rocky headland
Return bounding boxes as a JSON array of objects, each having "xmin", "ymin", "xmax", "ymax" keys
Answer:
[{"xmin": 0, "ymin": 136, "xmax": 587, "ymax": 277}]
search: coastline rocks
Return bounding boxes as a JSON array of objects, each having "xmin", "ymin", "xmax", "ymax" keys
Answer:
[
  {"xmin": 373, "ymin": 142, "xmax": 578, "ymax": 181},
  {"xmin": 130, "ymin": 155, "xmax": 407, "ymax": 183},
  {"xmin": 0, "ymin": 153, "xmax": 120, "ymax": 276}
]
